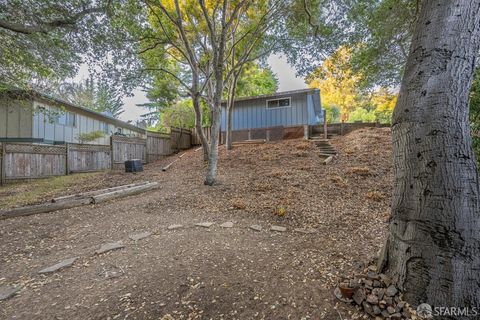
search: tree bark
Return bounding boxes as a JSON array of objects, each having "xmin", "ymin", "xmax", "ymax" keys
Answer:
[
  {"xmin": 205, "ymin": 102, "xmax": 222, "ymax": 185},
  {"xmin": 203, "ymin": 1, "xmax": 231, "ymax": 186},
  {"xmin": 384, "ymin": 0, "xmax": 480, "ymax": 311}
]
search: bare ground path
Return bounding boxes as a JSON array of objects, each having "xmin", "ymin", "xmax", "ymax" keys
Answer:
[{"xmin": 0, "ymin": 128, "xmax": 393, "ymax": 319}]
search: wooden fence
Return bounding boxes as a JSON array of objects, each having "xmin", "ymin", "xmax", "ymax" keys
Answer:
[
  {"xmin": 191, "ymin": 127, "xmax": 212, "ymax": 145},
  {"xmin": 146, "ymin": 131, "xmax": 172, "ymax": 162},
  {"xmin": 311, "ymin": 122, "xmax": 390, "ymax": 136},
  {"xmin": 0, "ymin": 128, "xmax": 195, "ymax": 184},
  {"xmin": 67, "ymin": 143, "xmax": 111, "ymax": 173},
  {"xmin": 1, "ymin": 143, "xmax": 66, "ymax": 182},
  {"xmin": 171, "ymin": 128, "xmax": 192, "ymax": 150},
  {"xmin": 111, "ymin": 135, "xmax": 147, "ymax": 169}
]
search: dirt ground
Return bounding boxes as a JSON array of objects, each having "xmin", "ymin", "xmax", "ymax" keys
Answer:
[{"xmin": 0, "ymin": 127, "xmax": 393, "ymax": 320}]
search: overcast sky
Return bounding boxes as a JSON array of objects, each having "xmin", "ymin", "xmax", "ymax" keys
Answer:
[{"xmin": 79, "ymin": 54, "xmax": 307, "ymax": 122}]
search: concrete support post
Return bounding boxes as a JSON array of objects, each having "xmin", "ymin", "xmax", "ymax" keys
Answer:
[{"xmin": 303, "ymin": 125, "xmax": 309, "ymax": 140}]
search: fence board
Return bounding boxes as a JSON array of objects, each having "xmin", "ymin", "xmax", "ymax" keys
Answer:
[
  {"xmin": 146, "ymin": 132, "xmax": 172, "ymax": 162},
  {"xmin": 170, "ymin": 128, "xmax": 192, "ymax": 150},
  {"xmin": 111, "ymin": 135, "xmax": 147, "ymax": 167},
  {"xmin": 67, "ymin": 143, "xmax": 111, "ymax": 173},
  {"xmin": 191, "ymin": 127, "xmax": 211, "ymax": 146}
]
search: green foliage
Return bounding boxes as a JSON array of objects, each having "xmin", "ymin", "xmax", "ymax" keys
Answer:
[
  {"xmin": 235, "ymin": 64, "xmax": 278, "ymax": 98},
  {"xmin": 58, "ymin": 77, "xmax": 124, "ymax": 118},
  {"xmin": 347, "ymin": 0, "xmax": 417, "ymax": 88},
  {"xmin": 160, "ymin": 100, "xmax": 196, "ymax": 130},
  {"xmin": 308, "ymin": 46, "xmax": 397, "ymax": 124},
  {"xmin": 349, "ymin": 108, "xmax": 376, "ymax": 123},
  {"xmin": 0, "ymin": 1, "xmax": 144, "ymax": 92},
  {"xmin": 77, "ymin": 130, "xmax": 105, "ymax": 143},
  {"xmin": 324, "ymin": 105, "xmax": 341, "ymax": 123}
]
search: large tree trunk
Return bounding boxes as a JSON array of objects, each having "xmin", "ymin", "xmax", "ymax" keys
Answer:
[
  {"xmin": 204, "ymin": 56, "xmax": 225, "ymax": 185},
  {"xmin": 384, "ymin": 0, "xmax": 480, "ymax": 310},
  {"xmin": 205, "ymin": 101, "xmax": 222, "ymax": 185}
]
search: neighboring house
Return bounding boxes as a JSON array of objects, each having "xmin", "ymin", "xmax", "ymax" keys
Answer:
[
  {"xmin": 220, "ymin": 88, "xmax": 324, "ymax": 141},
  {"xmin": 0, "ymin": 90, "xmax": 145, "ymax": 145}
]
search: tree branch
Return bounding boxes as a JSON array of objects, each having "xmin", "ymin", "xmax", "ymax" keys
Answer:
[{"xmin": 0, "ymin": 4, "xmax": 110, "ymax": 34}]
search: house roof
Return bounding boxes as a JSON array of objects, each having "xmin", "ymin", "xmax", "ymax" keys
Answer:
[
  {"xmin": 222, "ymin": 88, "xmax": 319, "ymax": 104},
  {"xmin": 3, "ymin": 89, "xmax": 145, "ymax": 133}
]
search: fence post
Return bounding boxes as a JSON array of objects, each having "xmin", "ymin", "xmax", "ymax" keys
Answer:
[
  {"xmin": 110, "ymin": 136, "xmax": 114, "ymax": 170},
  {"xmin": 144, "ymin": 138, "xmax": 147, "ymax": 164},
  {"xmin": 65, "ymin": 143, "xmax": 69, "ymax": 175},
  {"xmin": 324, "ymin": 117, "xmax": 328, "ymax": 139},
  {"xmin": 0, "ymin": 143, "xmax": 5, "ymax": 186}
]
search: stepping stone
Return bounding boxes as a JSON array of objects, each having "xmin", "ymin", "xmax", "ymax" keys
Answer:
[
  {"xmin": 250, "ymin": 225, "xmax": 262, "ymax": 231},
  {"xmin": 167, "ymin": 224, "xmax": 183, "ymax": 230},
  {"xmin": 0, "ymin": 285, "xmax": 21, "ymax": 301},
  {"xmin": 219, "ymin": 221, "xmax": 234, "ymax": 228},
  {"xmin": 38, "ymin": 257, "xmax": 78, "ymax": 274},
  {"xmin": 270, "ymin": 225, "xmax": 287, "ymax": 232},
  {"xmin": 195, "ymin": 222, "xmax": 214, "ymax": 228},
  {"xmin": 129, "ymin": 232, "xmax": 152, "ymax": 241},
  {"xmin": 95, "ymin": 242, "xmax": 125, "ymax": 255},
  {"xmin": 294, "ymin": 228, "xmax": 317, "ymax": 234}
]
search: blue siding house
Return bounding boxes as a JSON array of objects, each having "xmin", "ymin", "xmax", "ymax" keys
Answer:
[{"xmin": 221, "ymin": 88, "xmax": 323, "ymax": 141}]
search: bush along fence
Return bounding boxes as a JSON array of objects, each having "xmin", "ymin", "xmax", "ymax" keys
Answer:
[{"xmin": 0, "ymin": 128, "xmax": 192, "ymax": 185}]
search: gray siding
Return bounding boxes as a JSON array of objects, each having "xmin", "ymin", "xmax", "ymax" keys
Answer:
[
  {"xmin": 31, "ymin": 100, "xmax": 143, "ymax": 145},
  {"xmin": 221, "ymin": 90, "xmax": 322, "ymax": 131},
  {"xmin": 0, "ymin": 97, "xmax": 33, "ymax": 139}
]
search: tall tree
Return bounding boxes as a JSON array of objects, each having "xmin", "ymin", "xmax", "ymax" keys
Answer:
[
  {"xmin": 140, "ymin": 0, "xmax": 213, "ymax": 161},
  {"xmin": 225, "ymin": 63, "xmax": 278, "ymax": 149},
  {"xmin": 378, "ymin": 0, "xmax": 480, "ymax": 309},
  {"xmin": 222, "ymin": 1, "xmax": 282, "ymax": 150},
  {"xmin": 58, "ymin": 78, "xmax": 124, "ymax": 118},
  {"xmin": 307, "ymin": 46, "xmax": 365, "ymax": 121},
  {"xmin": 141, "ymin": 0, "xmax": 286, "ymax": 184},
  {"xmin": 234, "ymin": 64, "xmax": 278, "ymax": 98}
]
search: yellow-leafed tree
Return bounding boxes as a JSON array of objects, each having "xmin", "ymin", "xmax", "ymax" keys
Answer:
[{"xmin": 307, "ymin": 46, "xmax": 365, "ymax": 122}]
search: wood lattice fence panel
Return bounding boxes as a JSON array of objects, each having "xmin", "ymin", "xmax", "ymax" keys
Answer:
[
  {"xmin": 67, "ymin": 143, "xmax": 111, "ymax": 173},
  {"xmin": 3, "ymin": 143, "xmax": 67, "ymax": 179}
]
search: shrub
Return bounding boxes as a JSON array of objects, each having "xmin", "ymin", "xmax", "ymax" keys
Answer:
[{"xmin": 77, "ymin": 130, "xmax": 105, "ymax": 143}]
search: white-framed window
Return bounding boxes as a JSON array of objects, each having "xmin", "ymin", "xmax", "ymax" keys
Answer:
[{"xmin": 266, "ymin": 97, "xmax": 291, "ymax": 109}]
